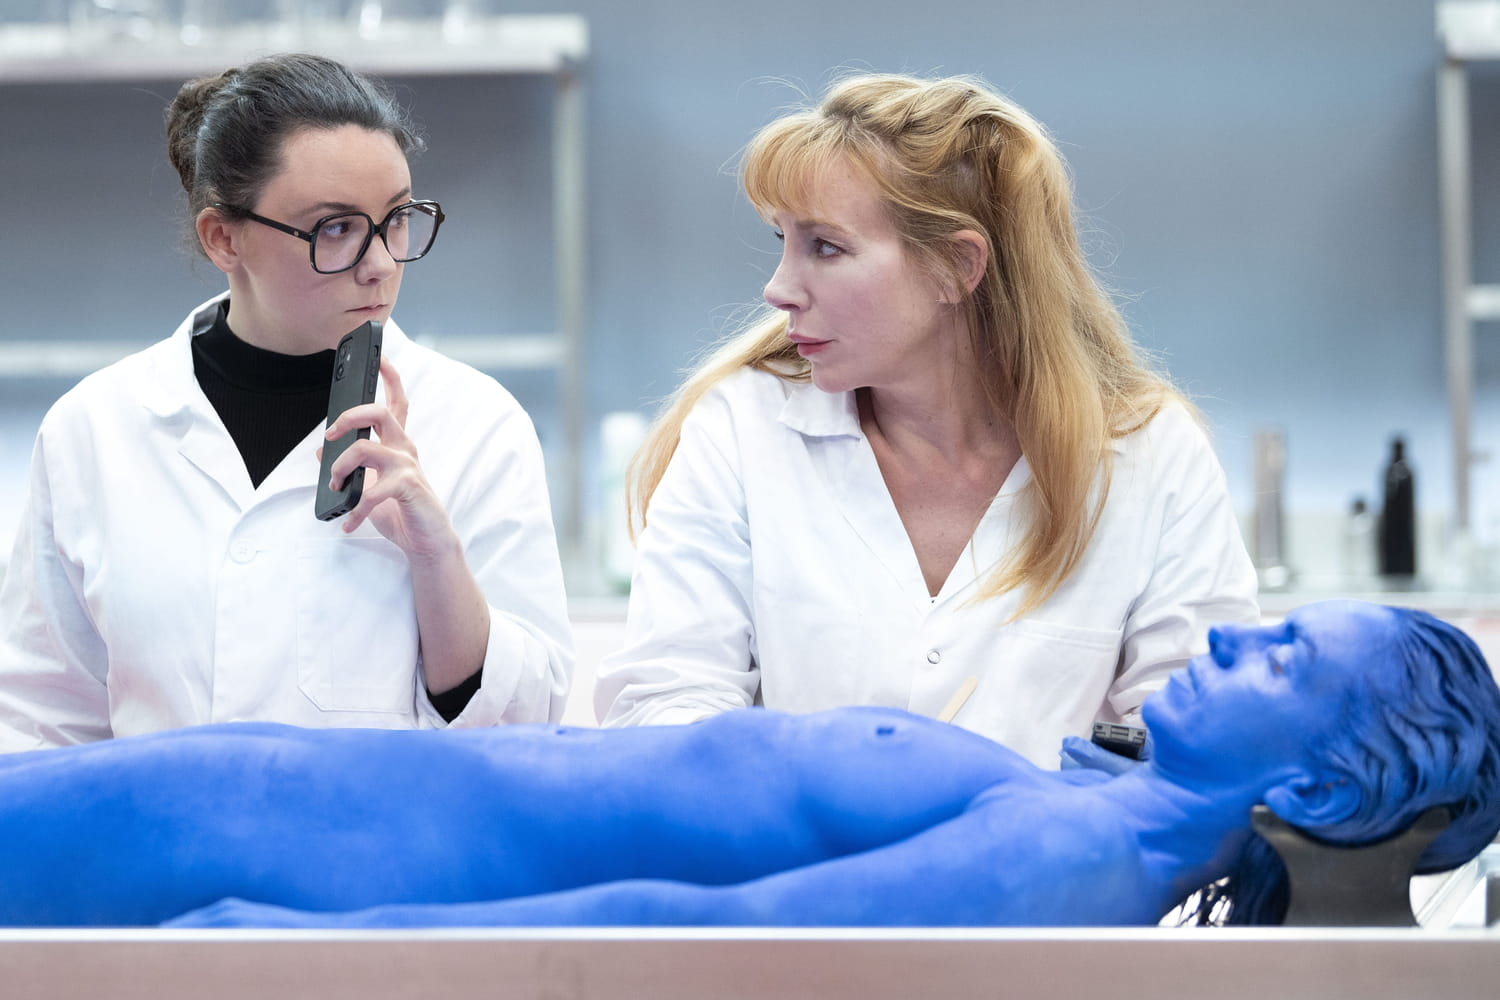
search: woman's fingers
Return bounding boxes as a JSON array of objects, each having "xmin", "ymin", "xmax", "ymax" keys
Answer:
[
  {"xmin": 324, "ymin": 404, "xmax": 412, "ymax": 452},
  {"xmin": 323, "ymin": 357, "xmax": 411, "ymax": 446},
  {"xmin": 327, "ymin": 437, "xmax": 405, "ymax": 498},
  {"xmin": 317, "ymin": 357, "xmax": 447, "ymax": 546},
  {"xmin": 379, "ymin": 355, "xmax": 410, "ymax": 426},
  {"xmin": 328, "ymin": 438, "xmax": 447, "ymax": 546}
]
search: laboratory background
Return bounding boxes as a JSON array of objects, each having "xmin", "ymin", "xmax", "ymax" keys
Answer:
[
  {"xmin": 2, "ymin": 0, "xmax": 1498, "ymax": 609},
  {"xmin": 7, "ymin": 3, "xmax": 1500, "ymax": 986}
]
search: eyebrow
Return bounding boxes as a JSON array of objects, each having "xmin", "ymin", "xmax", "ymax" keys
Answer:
[
  {"xmin": 777, "ymin": 216, "xmax": 857, "ymax": 241},
  {"xmin": 302, "ymin": 188, "xmax": 414, "ymax": 217}
]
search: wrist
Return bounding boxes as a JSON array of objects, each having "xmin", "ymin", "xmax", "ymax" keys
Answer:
[{"xmin": 402, "ymin": 523, "xmax": 464, "ymax": 568}]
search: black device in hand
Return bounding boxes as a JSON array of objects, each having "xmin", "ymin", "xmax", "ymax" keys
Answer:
[
  {"xmin": 1091, "ymin": 721, "xmax": 1149, "ymax": 760},
  {"xmin": 314, "ymin": 320, "xmax": 383, "ymax": 521}
]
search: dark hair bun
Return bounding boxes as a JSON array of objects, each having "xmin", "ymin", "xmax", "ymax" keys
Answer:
[{"xmin": 163, "ymin": 68, "xmax": 240, "ymax": 194}]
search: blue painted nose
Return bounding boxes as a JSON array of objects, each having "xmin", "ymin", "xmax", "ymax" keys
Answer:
[{"xmin": 1207, "ymin": 626, "xmax": 1239, "ymax": 668}]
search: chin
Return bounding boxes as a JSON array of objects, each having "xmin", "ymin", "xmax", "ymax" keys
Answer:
[
  {"xmin": 808, "ymin": 368, "xmax": 856, "ymax": 395},
  {"xmin": 1139, "ymin": 688, "xmax": 1188, "ymax": 746},
  {"xmin": 336, "ymin": 312, "xmax": 378, "ymax": 331}
]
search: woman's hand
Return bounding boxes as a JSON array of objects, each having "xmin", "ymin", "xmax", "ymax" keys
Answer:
[
  {"xmin": 322, "ymin": 357, "xmax": 455, "ymax": 557},
  {"xmin": 319, "ymin": 356, "xmax": 492, "ymax": 695}
]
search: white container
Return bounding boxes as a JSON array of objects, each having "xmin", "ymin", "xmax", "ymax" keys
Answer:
[
  {"xmin": 1341, "ymin": 496, "xmax": 1376, "ymax": 585},
  {"xmin": 598, "ymin": 410, "xmax": 648, "ymax": 593}
]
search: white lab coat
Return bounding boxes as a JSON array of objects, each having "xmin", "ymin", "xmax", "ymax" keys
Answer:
[
  {"xmin": 595, "ymin": 368, "xmax": 1259, "ymax": 768},
  {"xmin": 0, "ymin": 295, "xmax": 573, "ymax": 751}
]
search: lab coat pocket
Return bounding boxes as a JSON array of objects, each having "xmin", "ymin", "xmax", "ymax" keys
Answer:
[
  {"xmin": 965, "ymin": 618, "xmax": 1123, "ymax": 768},
  {"xmin": 753, "ymin": 590, "xmax": 874, "ymax": 710},
  {"xmin": 295, "ymin": 537, "xmax": 418, "ymax": 714}
]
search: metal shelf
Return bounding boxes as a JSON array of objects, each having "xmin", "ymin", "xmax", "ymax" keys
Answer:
[
  {"xmin": 0, "ymin": 334, "xmax": 566, "ymax": 379},
  {"xmin": 0, "ymin": 16, "xmax": 586, "ymax": 81},
  {"xmin": 1437, "ymin": 2, "xmax": 1500, "ymax": 536},
  {"xmin": 1439, "ymin": 1, "xmax": 1500, "ymax": 59},
  {"xmin": 0, "ymin": 14, "xmax": 589, "ymax": 552}
]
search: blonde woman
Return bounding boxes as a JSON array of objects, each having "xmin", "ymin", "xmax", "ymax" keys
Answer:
[{"xmin": 594, "ymin": 73, "xmax": 1257, "ymax": 766}]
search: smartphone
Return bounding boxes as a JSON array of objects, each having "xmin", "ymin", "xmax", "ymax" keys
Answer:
[
  {"xmin": 314, "ymin": 320, "xmax": 383, "ymax": 521},
  {"xmin": 1090, "ymin": 721, "xmax": 1148, "ymax": 761}
]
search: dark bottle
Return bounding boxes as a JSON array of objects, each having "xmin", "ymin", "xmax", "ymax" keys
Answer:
[{"xmin": 1377, "ymin": 437, "xmax": 1416, "ymax": 578}]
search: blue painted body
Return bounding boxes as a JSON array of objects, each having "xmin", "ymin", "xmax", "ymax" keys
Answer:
[{"xmin": 0, "ymin": 601, "xmax": 1493, "ymax": 929}]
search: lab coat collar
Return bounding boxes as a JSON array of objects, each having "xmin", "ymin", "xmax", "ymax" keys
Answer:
[
  {"xmin": 777, "ymin": 379, "xmax": 862, "ymax": 439},
  {"xmin": 771, "ymin": 373, "xmax": 1139, "ymax": 608},
  {"xmin": 137, "ymin": 294, "xmax": 414, "ymax": 511},
  {"xmin": 139, "ymin": 293, "xmax": 224, "ymax": 421},
  {"xmin": 127, "ymin": 294, "xmax": 249, "ymax": 507},
  {"xmin": 140, "ymin": 293, "xmax": 413, "ymax": 420},
  {"xmin": 778, "ymin": 376, "xmax": 1041, "ymax": 611}
]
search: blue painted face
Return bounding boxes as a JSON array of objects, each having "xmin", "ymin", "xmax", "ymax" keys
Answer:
[{"xmin": 1142, "ymin": 601, "xmax": 1400, "ymax": 792}]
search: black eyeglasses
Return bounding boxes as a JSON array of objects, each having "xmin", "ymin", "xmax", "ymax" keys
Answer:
[{"xmin": 221, "ymin": 200, "xmax": 445, "ymax": 274}]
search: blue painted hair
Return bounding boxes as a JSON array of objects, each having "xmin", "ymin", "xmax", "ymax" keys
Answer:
[{"xmin": 1204, "ymin": 607, "xmax": 1500, "ymax": 925}]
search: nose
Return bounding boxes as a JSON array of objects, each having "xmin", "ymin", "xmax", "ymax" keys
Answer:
[
  {"xmin": 763, "ymin": 255, "xmax": 804, "ymax": 313},
  {"xmin": 354, "ymin": 232, "xmax": 400, "ymax": 283},
  {"xmin": 1207, "ymin": 622, "xmax": 1287, "ymax": 669},
  {"xmin": 1207, "ymin": 626, "xmax": 1241, "ymax": 668}
]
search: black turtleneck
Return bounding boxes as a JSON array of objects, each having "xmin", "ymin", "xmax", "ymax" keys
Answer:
[
  {"xmin": 190, "ymin": 303, "xmax": 481, "ymax": 720},
  {"xmin": 190, "ymin": 302, "xmax": 333, "ymax": 489}
]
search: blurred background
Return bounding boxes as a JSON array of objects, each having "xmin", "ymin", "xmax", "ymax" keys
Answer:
[{"xmin": 2, "ymin": 0, "xmax": 1498, "ymax": 604}]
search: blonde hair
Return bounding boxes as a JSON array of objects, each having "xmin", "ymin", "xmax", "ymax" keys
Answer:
[{"xmin": 630, "ymin": 73, "xmax": 1186, "ymax": 617}]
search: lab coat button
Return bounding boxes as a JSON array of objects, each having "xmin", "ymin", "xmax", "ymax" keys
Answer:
[
  {"xmin": 230, "ymin": 542, "xmax": 255, "ymax": 564},
  {"xmin": 926, "ymin": 649, "xmax": 941, "ymax": 664}
]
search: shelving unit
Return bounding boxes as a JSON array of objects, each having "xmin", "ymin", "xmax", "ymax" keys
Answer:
[
  {"xmin": 1437, "ymin": 2, "xmax": 1500, "ymax": 536},
  {"xmin": 0, "ymin": 14, "xmax": 589, "ymax": 551}
]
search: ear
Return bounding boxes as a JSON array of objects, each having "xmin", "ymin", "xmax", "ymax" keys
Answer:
[
  {"xmin": 1264, "ymin": 767, "xmax": 1363, "ymax": 830},
  {"xmin": 196, "ymin": 207, "xmax": 240, "ymax": 274},
  {"xmin": 938, "ymin": 229, "xmax": 989, "ymax": 304}
]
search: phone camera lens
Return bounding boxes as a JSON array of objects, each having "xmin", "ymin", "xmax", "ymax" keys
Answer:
[{"xmin": 336, "ymin": 363, "xmax": 345, "ymax": 379}]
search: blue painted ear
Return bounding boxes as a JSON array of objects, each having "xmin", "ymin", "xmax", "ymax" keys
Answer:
[{"xmin": 1264, "ymin": 768, "xmax": 1363, "ymax": 829}]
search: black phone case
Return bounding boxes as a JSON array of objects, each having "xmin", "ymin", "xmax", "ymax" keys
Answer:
[{"xmin": 314, "ymin": 320, "xmax": 383, "ymax": 521}]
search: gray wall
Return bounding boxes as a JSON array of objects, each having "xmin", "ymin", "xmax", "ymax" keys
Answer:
[{"xmin": 2, "ymin": 0, "xmax": 1493, "ymax": 577}]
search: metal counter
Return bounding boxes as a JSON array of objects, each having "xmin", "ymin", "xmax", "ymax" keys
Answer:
[
  {"xmin": 0, "ymin": 925, "xmax": 1496, "ymax": 999},
  {"xmin": 1, "ymin": 846, "xmax": 1495, "ymax": 998}
]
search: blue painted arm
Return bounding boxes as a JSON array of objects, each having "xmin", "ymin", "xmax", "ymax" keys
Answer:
[{"xmin": 165, "ymin": 785, "xmax": 1159, "ymax": 929}]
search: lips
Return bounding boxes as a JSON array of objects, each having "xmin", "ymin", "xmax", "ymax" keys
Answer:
[
  {"xmin": 788, "ymin": 334, "xmax": 830, "ymax": 358},
  {"xmin": 1166, "ymin": 661, "xmax": 1201, "ymax": 701}
]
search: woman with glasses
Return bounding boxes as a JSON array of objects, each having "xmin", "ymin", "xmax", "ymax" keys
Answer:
[{"xmin": 0, "ymin": 54, "xmax": 572, "ymax": 748}]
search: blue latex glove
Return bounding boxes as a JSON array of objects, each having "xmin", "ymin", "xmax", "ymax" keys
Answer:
[{"xmin": 1058, "ymin": 731, "xmax": 1153, "ymax": 775}]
